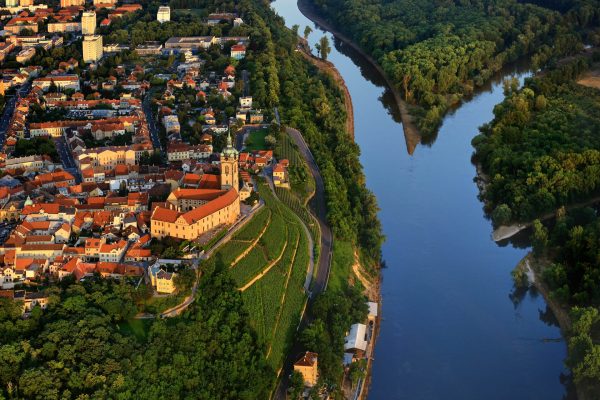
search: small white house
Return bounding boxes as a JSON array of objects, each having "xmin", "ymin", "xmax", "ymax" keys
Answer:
[{"xmin": 344, "ymin": 323, "xmax": 368, "ymax": 352}]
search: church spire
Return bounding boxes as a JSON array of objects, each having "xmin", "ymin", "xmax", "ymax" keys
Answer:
[{"xmin": 221, "ymin": 127, "xmax": 239, "ymax": 158}]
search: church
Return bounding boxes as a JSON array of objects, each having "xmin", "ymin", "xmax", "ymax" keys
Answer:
[{"xmin": 150, "ymin": 134, "xmax": 241, "ymax": 241}]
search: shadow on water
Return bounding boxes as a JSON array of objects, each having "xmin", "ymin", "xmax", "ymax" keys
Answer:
[{"xmin": 331, "ymin": 33, "xmax": 534, "ymax": 151}]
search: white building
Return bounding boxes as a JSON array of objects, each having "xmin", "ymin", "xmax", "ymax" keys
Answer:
[
  {"xmin": 81, "ymin": 11, "xmax": 96, "ymax": 35},
  {"xmin": 157, "ymin": 6, "xmax": 170, "ymax": 23},
  {"xmin": 162, "ymin": 115, "xmax": 180, "ymax": 134},
  {"xmin": 239, "ymin": 96, "xmax": 252, "ymax": 109},
  {"xmin": 83, "ymin": 35, "xmax": 103, "ymax": 63},
  {"xmin": 344, "ymin": 323, "xmax": 368, "ymax": 352}
]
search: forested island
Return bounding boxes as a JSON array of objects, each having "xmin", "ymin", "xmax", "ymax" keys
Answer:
[
  {"xmin": 473, "ymin": 52, "xmax": 600, "ymax": 397},
  {"xmin": 305, "ymin": 0, "xmax": 600, "ymax": 136}
]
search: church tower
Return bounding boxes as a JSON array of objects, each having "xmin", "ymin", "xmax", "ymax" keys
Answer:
[{"xmin": 220, "ymin": 131, "xmax": 239, "ymax": 191}]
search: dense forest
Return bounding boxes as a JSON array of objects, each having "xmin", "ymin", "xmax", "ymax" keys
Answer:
[
  {"xmin": 472, "ymin": 53, "xmax": 600, "ymax": 224},
  {"xmin": 0, "ymin": 259, "xmax": 274, "ymax": 399},
  {"xmin": 473, "ymin": 54, "xmax": 600, "ymax": 395},
  {"xmin": 307, "ymin": 0, "xmax": 600, "ymax": 135}
]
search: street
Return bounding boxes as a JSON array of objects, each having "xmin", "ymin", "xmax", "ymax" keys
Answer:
[
  {"xmin": 142, "ymin": 90, "xmax": 163, "ymax": 151},
  {"xmin": 0, "ymin": 81, "xmax": 32, "ymax": 150},
  {"xmin": 55, "ymin": 137, "xmax": 81, "ymax": 183},
  {"xmin": 272, "ymin": 107, "xmax": 334, "ymax": 400}
]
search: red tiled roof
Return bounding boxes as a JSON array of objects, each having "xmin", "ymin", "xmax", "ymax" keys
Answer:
[
  {"xmin": 151, "ymin": 207, "xmax": 179, "ymax": 223},
  {"xmin": 181, "ymin": 188, "xmax": 238, "ymax": 224}
]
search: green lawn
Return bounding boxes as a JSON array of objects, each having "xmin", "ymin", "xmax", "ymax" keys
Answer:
[{"xmin": 244, "ymin": 128, "xmax": 269, "ymax": 152}]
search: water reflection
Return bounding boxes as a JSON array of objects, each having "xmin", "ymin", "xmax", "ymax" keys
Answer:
[{"xmin": 271, "ymin": 0, "xmax": 570, "ymax": 397}]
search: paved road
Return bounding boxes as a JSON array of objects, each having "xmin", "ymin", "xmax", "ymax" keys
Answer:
[
  {"xmin": 55, "ymin": 137, "xmax": 81, "ymax": 182},
  {"xmin": 272, "ymin": 108, "xmax": 333, "ymax": 399},
  {"xmin": 241, "ymin": 70, "xmax": 250, "ymax": 96},
  {"xmin": 0, "ymin": 81, "xmax": 32, "ymax": 150},
  {"xmin": 142, "ymin": 91, "xmax": 162, "ymax": 151}
]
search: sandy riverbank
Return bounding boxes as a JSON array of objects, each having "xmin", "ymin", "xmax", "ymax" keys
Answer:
[{"xmin": 297, "ymin": 0, "xmax": 421, "ymax": 155}]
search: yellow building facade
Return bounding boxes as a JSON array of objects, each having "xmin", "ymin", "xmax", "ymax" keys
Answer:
[
  {"xmin": 293, "ymin": 352, "xmax": 319, "ymax": 387},
  {"xmin": 151, "ymin": 134, "xmax": 241, "ymax": 241}
]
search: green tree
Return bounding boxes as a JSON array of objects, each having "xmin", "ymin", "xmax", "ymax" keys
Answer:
[
  {"xmin": 491, "ymin": 204, "xmax": 512, "ymax": 226},
  {"xmin": 317, "ymin": 36, "xmax": 331, "ymax": 60},
  {"xmin": 303, "ymin": 26, "xmax": 312, "ymax": 40}
]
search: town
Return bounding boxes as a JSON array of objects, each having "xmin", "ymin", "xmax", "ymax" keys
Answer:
[{"xmin": 0, "ymin": 0, "xmax": 379, "ymax": 399}]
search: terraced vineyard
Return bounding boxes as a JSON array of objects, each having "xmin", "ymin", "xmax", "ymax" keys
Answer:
[{"xmin": 212, "ymin": 180, "xmax": 312, "ymax": 371}]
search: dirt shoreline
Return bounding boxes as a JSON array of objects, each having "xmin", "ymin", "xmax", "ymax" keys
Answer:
[
  {"xmin": 297, "ymin": 0, "xmax": 421, "ymax": 155},
  {"xmin": 297, "ymin": 38, "xmax": 354, "ymax": 138}
]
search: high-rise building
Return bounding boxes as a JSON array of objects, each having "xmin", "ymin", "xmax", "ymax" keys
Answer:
[
  {"xmin": 81, "ymin": 11, "xmax": 96, "ymax": 35},
  {"xmin": 83, "ymin": 35, "xmax": 103, "ymax": 63},
  {"xmin": 5, "ymin": 0, "xmax": 18, "ymax": 7},
  {"xmin": 59, "ymin": 0, "xmax": 84, "ymax": 7},
  {"xmin": 157, "ymin": 6, "xmax": 170, "ymax": 23},
  {"xmin": 19, "ymin": 0, "xmax": 34, "ymax": 7}
]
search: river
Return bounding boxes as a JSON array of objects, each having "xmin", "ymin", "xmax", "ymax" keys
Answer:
[{"xmin": 269, "ymin": 0, "xmax": 570, "ymax": 398}]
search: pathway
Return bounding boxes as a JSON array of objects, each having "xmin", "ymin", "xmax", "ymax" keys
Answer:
[
  {"xmin": 238, "ymin": 236, "xmax": 289, "ymax": 291},
  {"xmin": 272, "ymin": 109, "xmax": 334, "ymax": 400}
]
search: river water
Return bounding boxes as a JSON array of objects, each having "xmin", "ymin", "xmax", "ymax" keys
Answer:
[{"xmin": 270, "ymin": 0, "xmax": 570, "ymax": 398}]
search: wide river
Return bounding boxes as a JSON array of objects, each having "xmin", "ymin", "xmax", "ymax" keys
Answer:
[{"xmin": 270, "ymin": 0, "xmax": 570, "ymax": 398}]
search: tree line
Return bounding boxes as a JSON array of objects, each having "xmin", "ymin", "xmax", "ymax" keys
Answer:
[
  {"xmin": 474, "ymin": 52, "xmax": 600, "ymax": 395},
  {"xmin": 0, "ymin": 258, "xmax": 274, "ymax": 399},
  {"xmin": 308, "ymin": 0, "xmax": 600, "ymax": 135}
]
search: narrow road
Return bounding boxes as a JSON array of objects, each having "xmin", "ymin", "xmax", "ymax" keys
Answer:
[
  {"xmin": 0, "ymin": 81, "xmax": 31, "ymax": 150},
  {"xmin": 273, "ymin": 108, "xmax": 333, "ymax": 399},
  {"xmin": 142, "ymin": 90, "xmax": 163, "ymax": 151}
]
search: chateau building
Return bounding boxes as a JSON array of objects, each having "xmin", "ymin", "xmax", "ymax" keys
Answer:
[{"xmin": 151, "ymin": 134, "xmax": 240, "ymax": 241}]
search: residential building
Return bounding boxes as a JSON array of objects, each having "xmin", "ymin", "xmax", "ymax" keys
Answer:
[
  {"xmin": 83, "ymin": 34, "xmax": 103, "ymax": 63},
  {"xmin": 156, "ymin": 270, "xmax": 176, "ymax": 293},
  {"xmin": 32, "ymin": 74, "xmax": 80, "ymax": 92},
  {"xmin": 93, "ymin": 0, "xmax": 116, "ymax": 7},
  {"xmin": 294, "ymin": 352, "xmax": 319, "ymax": 387},
  {"xmin": 47, "ymin": 21, "xmax": 82, "ymax": 33},
  {"xmin": 15, "ymin": 47, "xmax": 35, "ymax": 63},
  {"xmin": 60, "ymin": 0, "xmax": 84, "ymax": 6},
  {"xmin": 272, "ymin": 162, "xmax": 289, "ymax": 188},
  {"xmin": 207, "ymin": 13, "xmax": 237, "ymax": 25},
  {"xmin": 98, "ymin": 240, "xmax": 128, "ymax": 262},
  {"xmin": 135, "ymin": 42, "xmax": 163, "ymax": 56},
  {"xmin": 164, "ymin": 36, "xmax": 218, "ymax": 50},
  {"xmin": 162, "ymin": 114, "xmax": 180, "ymax": 134},
  {"xmin": 230, "ymin": 44, "xmax": 246, "ymax": 60},
  {"xmin": 157, "ymin": 6, "xmax": 170, "ymax": 23},
  {"xmin": 81, "ymin": 11, "xmax": 96, "ymax": 35}
]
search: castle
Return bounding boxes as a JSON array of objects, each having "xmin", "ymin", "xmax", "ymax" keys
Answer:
[{"xmin": 150, "ymin": 134, "xmax": 240, "ymax": 241}]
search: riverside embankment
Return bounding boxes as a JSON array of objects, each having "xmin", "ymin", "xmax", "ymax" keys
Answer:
[
  {"xmin": 271, "ymin": 0, "xmax": 569, "ymax": 398},
  {"xmin": 296, "ymin": 0, "xmax": 421, "ymax": 155}
]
